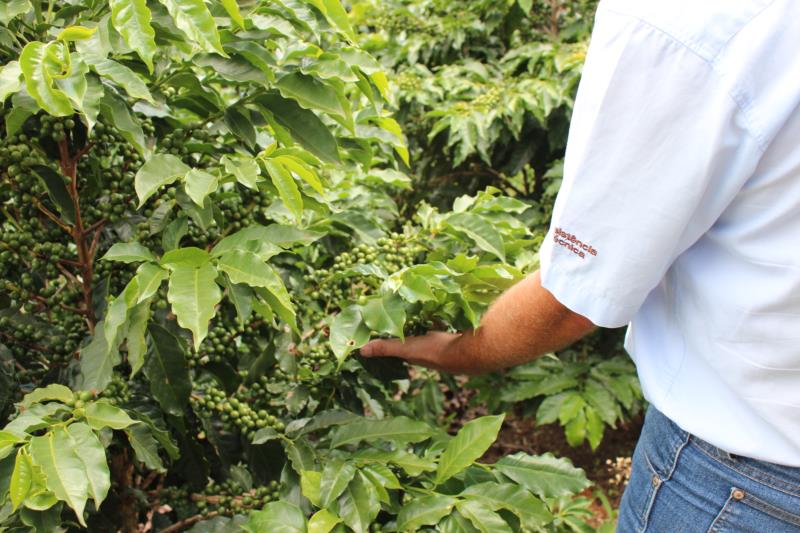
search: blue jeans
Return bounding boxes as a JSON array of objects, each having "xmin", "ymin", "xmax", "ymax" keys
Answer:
[{"xmin": 618, "ymin": 407, "xmax": 800, "ymax": 532}]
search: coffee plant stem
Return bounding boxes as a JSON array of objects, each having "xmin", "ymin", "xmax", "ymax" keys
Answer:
[
  {"xmin": 159, "ymin": 511, "xmax": 221, "ymax": 533},
  {"xmin": 111, "ymin": 449, "xmax": 139, "ymax": 533},
  {"xmin": 57, "ymin": 138, "xmax": 97, "ymax": 328}
]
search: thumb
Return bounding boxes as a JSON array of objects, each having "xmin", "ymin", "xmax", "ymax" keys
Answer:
[{"xmin": 360, "ymin": 338, "xmax": 407, "ymax": 358}]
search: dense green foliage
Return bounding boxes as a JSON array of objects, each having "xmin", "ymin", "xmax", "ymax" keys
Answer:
[{"xmin": 0, "ymin": 0, "xmax": 635, "ymax": 531}]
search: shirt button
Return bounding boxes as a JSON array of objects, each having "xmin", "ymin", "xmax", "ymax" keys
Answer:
[
  {"xmin": 732, "ymin": 489, "xmax": 745, "ymax": 501},
  {"xmin": 652, "ymin": 475, "xmax": 661, "ymax": 487}
]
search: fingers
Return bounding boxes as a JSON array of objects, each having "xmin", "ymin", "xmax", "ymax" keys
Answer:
[{"xmin": 360, "ymin": 338, "xmax": 409, "ymax": 358}]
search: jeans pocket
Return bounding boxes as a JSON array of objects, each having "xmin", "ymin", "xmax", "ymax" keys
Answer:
[
  {"xmin": 709, "ymin": 487, "xmax": 800, "ymax": 533},
  {"xmin": 618, "ymin": 441, "xmax": 664, "ymax": 532}
]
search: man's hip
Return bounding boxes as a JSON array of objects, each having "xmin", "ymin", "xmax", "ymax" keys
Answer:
[{"xmin": 617, "ymin": 406, "xmax": 800, "ymax": 532}]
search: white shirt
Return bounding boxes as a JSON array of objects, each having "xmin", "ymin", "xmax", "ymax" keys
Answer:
[{"xmin": 540, "ymin": 0, "xmax": 800, "ymax": 466}]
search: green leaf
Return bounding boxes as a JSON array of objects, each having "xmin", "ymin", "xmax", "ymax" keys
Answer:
[
  {"xmin": 361, "ymin": 464, "xmax": 400, "ymax": 491},
  {"xmin": 330, "ymin": 416, "xmax": 435, "ymax": 448},
  {"xmin": 19, "ymin": 503, "xmax": 64, "ymax": 531},
  {"xmin": 184, "ymin": 169, "xmax": 218, "ymax": 207},
  {"xmin": 134, "ymin": 262, "xmax": 169, "ymax": 304},
  {"xmin": 218, "ymin": 250, "xmax": 281, "ymax": 291},
  {"xmin": 277, "ymin": 72, "xmax": 347, "ymax": 118},
  {"xmin": 245, "ymin": 501, "xmax": 306, "ymax": 533},
  {"xmin": 255, "ymin": 92, "xmax": 339, "ymax": 163},
  {"xmin": 318, "ymin": 459, "xmax": 355, "ymax": 508},
  {"xmin": 535, "ymin": 392, "xmax": 569, "ymax": 425},
  {"xmin": 0, "ymin": 0, "xmax": 31, "ymax": 25},
  {"xmin": 224, "ymin": 106, "xmax": 256, "ymax": 149},
  {"xmin": 19, "ymin": 42, "xmax": 73, "ymax": 116},
  {"xmin": 285, "ymin": 439, "xmax": 316, "ymax": 474},
  {"xmin": 564, "ymin": 407, "xmax": 587, "ymax": 447},
  {"xmin": 583, "ymin": 380, "xmax": 619, "ymax": 425},
  {"xmin": 456, "ymin": 499, "xmax": 513, "ymax": 533},
  {"xmin": 0, "ymin": 431, "xmax": 25, "ymax": 461},
  {"xmin": 109, "ymin": 0, "xmax": 157, "ymax": 72},
  {"xmin": 558, "ymin": 392, "xmax": 586, "ymax": 425},
  {"xmin": 10, "ymin": 449, "xmax": 32, "ymax": 511},
  {"xmin": 501, "ymin": 374, "xmax": 579, "ymax": 403},
  {"xmin": 29, "ymin": 429, "xmax": 89, "ymax": 526},
  {"xmin": 158, "ymin": 0, "xmax": 225, "ymax": 55},
  {"xmin": 250, "ymin": 427, "xmax": 278, "ymax": 445},
  {"xmin": 212, "ymin": 224, "xmax": 321, "ymax": 257},
  {"xmin": 62, "ymin": 423, "xmax": 110, "ymax": 506},
  {"xmin": 439, "ymin": 511, "xmax": 480, "ymax": 533},
  {"xmin": 255, "ymin": 287, "xmax": 298, "ymax": 333},
  {"xmin": 84, "ymin": 401, "xmax": 136, "ymax": 430},
  {"xmin": 57, "ymin": 26, "xmax": 97, "ymax": 41},
  {"xmin": 446, "ymin": 212, "xmax": 506, "ymax": 262},
  {"xmin": 320, "ymin": 0, "xmax": 356, "ymax": 41},
  {"xmin": 161, "ymin": 247, "xmax": 210, "ymax": 269},
  {"xmin": 22, "ymin": 462, "xmax": 58, "ymax": 512},
  {"xmin": 222, "ymin": 155, "xmax": 261, "ymax": 190},
  {"xmin": 585, "ymin": 406, "xmax": 604, "ymax": 451},
  {"xmin": 102, "ymin": 242, "xmax": 155, "ymax": 263},
  {"xmin": 126, "ymin": 302, "xmax": 150, "ymax": 376},
  {"xmin": 397, "ymin": 494, "xmax": 458, "ymax": 531},
  {"xmin": 79, "ymin": 321, "xmax": 120, "ymax": 392},
  {"xmin": 162, "ymin": 214, "xmax": 188, "ymax": 252},
  {"xmin": 220, "ymin": 0, "xmax": 245, "ymax": 28},
  {"xmin": 300, "ymin": 469, "xmax": 321, "ymax": 506},
  {"xmin": 273, "ymin": 154, "xmax": 324, "ymax": 195},
  {"xmin": 135, "ymin": 154, "xmax": 190, "ymax": 207},
  {"xmin": 436, "ymin": 414, "xmax": 504, "ymax": 484},
  {"xmin": 98, "ymin": 91, "xmax": 146, "ymax": 155},
  {"xmin": 103, "ymin": 277, "xmax": 139, "ymax": 349},
  {"xmin": 329, "ymin": 305, "xmax": 369, "ymax": 364},
  {"xmin": 89, "ymin": 59, "xmax": 154, "ymax": 103},
  {"xmin": 144, "ymin": 324, "xmax": 192, "ymax": 415},
  {"xmin": 518, "ymin": 0, "xmax": 533, "ymax": 12},
  {"xmin": 21, "ymin": 384, "xmax": 73, "ymax": 408},
  {"xmin": 308, "ymin": 509, "xmax": 340, "ymax": 533},
  {"xmin": 124, "ymin": 423, "xmax": 164, "ymax": 471},
  {"xmin": 461, "ymin": 483, "xmax": 552, "ymax": 528},
  {"xmin": 361, "ymin": 294, "xmax": 406, "ymax": 340},
  {"xmin": 29, "ymin": 165, "xmax": 76, "ymax": 224},
  {"xmin": 338, "ymin": 472, "xmax": 380, "ymax": 533},
  {"xmin": 225, "ymin": 278, "xmax": 253, "ymax": 326},
  {"xmin": 264, "ymin": 159, "xmax": 302, "ymax": 223},
  {"xmin": 167, "ymin": 263, "xmax": 222, "ymax": 350},
  {"xmin": 494, "ymin": 452, "xmax": 590, "ymax": 499},
  {"xmin": 0, "ymin": 61, "xmax": 22, "ymax": 104}
]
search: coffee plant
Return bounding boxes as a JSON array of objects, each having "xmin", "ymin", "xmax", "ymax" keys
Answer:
[
  {"xmin": 352, "ymin": 0, "xmax": 595, "ymax": 209},
  {"xmin": 0, "ymin": 0, "xmax": 612, "ymax": 531},
  {"xmin": 468, "ymin": 339, "xmax": 644, "ymax": 450},
  {"xmin": 353, "ymin": 0, "xmax": 638, "ymax": 452}
]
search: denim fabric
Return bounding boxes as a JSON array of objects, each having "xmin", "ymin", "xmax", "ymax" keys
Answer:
[{"xmin": 617, "ymin": 407, "xmax": 800, "ymax": 532}]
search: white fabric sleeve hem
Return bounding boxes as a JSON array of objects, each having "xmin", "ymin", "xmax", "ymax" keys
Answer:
[{"xmin": 540, "ymin": 258, "xmax": 635, "ymax": 329}]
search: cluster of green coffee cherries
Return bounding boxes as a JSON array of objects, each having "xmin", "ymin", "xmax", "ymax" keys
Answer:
[
  {"xmin": 196, "ymin": 479, "xmax": 281, "ymax": 517},
  {"xmin": 472, "ymin": 85, "xmax": 504, "ymax": 112},
  {"xmin": 99, "ymin": 375, "xmax": 132, "ymax": 406},
  {"xmin": 303, "ymin": 233, "xmax": 425, "ymax": 319},
  {"xmin": 63, "ymin": 390, "xmax": 95, "ymax": 409},
  {"xmin": 297, "ymin": 343, "xmax": 335, "ymax": 374},
  {"xmin": 191, "ymin": 383, "xmax": 285, "ymax": 440}
]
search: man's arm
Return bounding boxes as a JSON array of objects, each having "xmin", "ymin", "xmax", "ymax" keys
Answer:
[{"xmin": 359, "ymin": 270, "xmax": 596, "ymax": 375}]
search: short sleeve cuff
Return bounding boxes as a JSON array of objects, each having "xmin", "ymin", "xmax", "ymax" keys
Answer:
[{"xmin": 540, "ymin": 255, "xmax": 637, "ymax": 329}]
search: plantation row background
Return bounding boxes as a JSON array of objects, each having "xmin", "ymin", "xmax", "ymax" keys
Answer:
[{"xmin": 0, "ymin": 0, "xmax": 643, "ymax": 531}]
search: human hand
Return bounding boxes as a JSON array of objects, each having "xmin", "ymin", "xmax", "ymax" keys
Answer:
[{"xmin": 359, "ymin": 331, "xmax": 463, "ymax": 373}]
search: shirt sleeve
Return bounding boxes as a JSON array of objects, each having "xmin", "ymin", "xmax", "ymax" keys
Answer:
[{"xmin": 539, "ymin": 5, "xmax": 764, "ymax": 328}]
